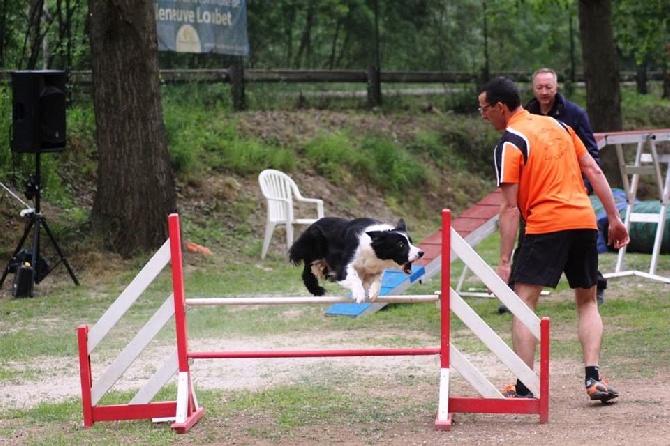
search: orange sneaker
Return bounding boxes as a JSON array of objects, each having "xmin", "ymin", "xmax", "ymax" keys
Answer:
[
  {"xmin": 502, "ymin": 384, "xmax": 535, "ymax": 398},
  {"xmin": 586, "ymin": 378, "xmax": 619, "ymax": 402}
]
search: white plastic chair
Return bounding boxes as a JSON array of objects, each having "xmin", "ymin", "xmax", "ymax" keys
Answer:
[{"xmin": 258, "ymin": 169, "xmax": 324, "ymax": 259}]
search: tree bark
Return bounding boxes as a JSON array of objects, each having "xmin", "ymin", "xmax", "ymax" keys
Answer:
[
  {"xmin": 88, "ymin": 0, "xmax": 176, "ymax": 258},
  {"xmin": 295, "ymin": 0, "xmax": 316, "ymax": 68},
  {"xmin": 578, "ymin": 0, "xmax": 622, "ymax": 187}
]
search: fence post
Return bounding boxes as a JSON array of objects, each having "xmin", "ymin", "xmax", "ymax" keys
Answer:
[
  {"xmin": 229, "ymin": 57, "xmax": 246, "ymax": 112},
  {"xmin": 367, "ymin": 65, "xmax": 382, "ymax": 107}
]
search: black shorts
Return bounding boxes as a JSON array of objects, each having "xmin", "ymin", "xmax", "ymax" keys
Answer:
[{"xmin": 510, "ymin": 229, "xmax": 599, "ymax": 289}]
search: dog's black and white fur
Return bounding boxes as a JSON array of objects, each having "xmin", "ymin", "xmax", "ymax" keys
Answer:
[{"xmin": 288, "ymin": 217, "xmax": 424, "ymax": 303}]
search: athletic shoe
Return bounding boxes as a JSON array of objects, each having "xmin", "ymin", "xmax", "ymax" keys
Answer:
[
  {"xmin": 502, "ymin": 384, "xmax": 535, "ymax": 398},
  {"xmin": 586, "ymin": 378, "xmax": 619, "ymax": 402}
]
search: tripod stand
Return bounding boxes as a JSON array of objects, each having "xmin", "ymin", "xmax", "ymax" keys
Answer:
[{"xmin": 0, "ymin": 153, "xmax": 79, "ymax": 292}]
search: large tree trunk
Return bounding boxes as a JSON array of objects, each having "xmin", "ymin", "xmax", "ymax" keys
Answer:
[
  {"xmin": 88, "ymin": 0, "xmax": 176, "ymax": 258},
  {"xmin": 578, "ymin": 0, "xmax": 622, "ymax": 187}
]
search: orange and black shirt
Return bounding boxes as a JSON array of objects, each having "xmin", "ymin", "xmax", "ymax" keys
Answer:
[{"xmin": 493, "ymin": 109, "xmax": 597, "ymax": 234}]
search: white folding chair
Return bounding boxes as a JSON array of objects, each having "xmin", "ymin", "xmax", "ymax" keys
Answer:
[{"xmin": 258, "ymin": 169, "xmax": 324, "ymax": 259}]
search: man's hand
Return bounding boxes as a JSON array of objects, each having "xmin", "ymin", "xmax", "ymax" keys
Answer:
[
  {"xmin": 489, "ymin": 260, "xmax": 512, "ymax": 295},
  {"xmin": 608, "ymin": 217, "xmax": 630, "ymax": 249},
  {"xmin": 496, "ymin": 261, "xmax": 512, "ymax": 285}
]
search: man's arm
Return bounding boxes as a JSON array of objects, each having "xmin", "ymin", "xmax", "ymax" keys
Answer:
[
  {"xmin": 497, "ymin": 183, "xmax": 520, "ymax": 283},
  {"xmin": 573, "ymin": 108, "xmax": 600, "ymax": 166},
  {"xmin": 579, "ymin": 153, "xmax": 630, "ymax": 249}
]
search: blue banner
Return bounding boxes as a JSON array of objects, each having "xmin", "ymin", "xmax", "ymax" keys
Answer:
[{"xmin": 155, "ymin": 0, "xmax": 248, "ymax": 55}]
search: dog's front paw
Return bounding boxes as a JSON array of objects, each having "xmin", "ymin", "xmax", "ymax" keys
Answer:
[{"xmin": 353, "ymin": 293, "xmax": 367, "ymax": 304}]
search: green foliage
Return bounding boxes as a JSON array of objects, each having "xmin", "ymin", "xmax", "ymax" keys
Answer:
[
  {"xmin": 223, "ymin": 139, "xmax": 296, "ymax": 174},
  {"xmin": 360, "ymin": 134, "xmax": 432, "ymax": 192},
  {"xmin": 621, "ymin": 85, "xmax": 670, "ymax": 128},
  {"xmin": 613, "ymin": 0, "xmax": 669, "ymax": 67},
  {"xmin": 407, "ymin": 130, "xmax": 453, "ymax": 167},
  {"xmin": 438, "ymin": 116, "xmax": 500, "ymax": 173},
  {"xmin": 304, "ymin": 131, "xmax": 369, "ymax": 182},
  {"xmin": 163, "ymin": 88, "xmax": 296, "ymax": 176},
  {"xmin": 303, "ymin": 131, "xmax": 432, "ymax": 195}
]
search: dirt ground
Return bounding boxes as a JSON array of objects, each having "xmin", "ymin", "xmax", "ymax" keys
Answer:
[{"xmin": 2, "ymin": 328, "xmax": 669, "ymax": 446}]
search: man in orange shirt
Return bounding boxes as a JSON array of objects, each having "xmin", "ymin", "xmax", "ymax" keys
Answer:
[{"xmin": 478, "ymin": 76, "xmax": 629, "ymax": 402}]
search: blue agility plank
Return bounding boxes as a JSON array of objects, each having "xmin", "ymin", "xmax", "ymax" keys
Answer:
[{"xmin": 324, "ymin": 265, "xmax": 425, "ymax": 317}]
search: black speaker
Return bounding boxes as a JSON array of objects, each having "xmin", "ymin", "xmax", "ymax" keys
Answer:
[{"xmin": 11, "ymin": 70, "xmax": 68, "ymax": 153}]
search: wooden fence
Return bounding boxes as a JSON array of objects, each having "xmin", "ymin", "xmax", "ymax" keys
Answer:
[{"xmin": 0, "ymin": 67, "xmax": 664, "ymax": 110}]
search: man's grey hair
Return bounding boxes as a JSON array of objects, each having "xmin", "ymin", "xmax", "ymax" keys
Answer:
[{"xmin": 532, "ymin": 67, "xmax": 558, "ymax": 83}]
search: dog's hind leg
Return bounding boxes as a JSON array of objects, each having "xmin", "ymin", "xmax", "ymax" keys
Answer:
[{"xmin": 302, "ymin": 263, "xmax": 326, "ymax": 296}]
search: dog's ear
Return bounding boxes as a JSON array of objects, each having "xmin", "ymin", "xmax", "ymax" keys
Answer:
[
  {"xmin": 395, "ymin": 218, "xmax": 407, "ymax": 231},
  {"xmin": 366, "ymin": 230, "xmax": 384, "ymax": 242}
]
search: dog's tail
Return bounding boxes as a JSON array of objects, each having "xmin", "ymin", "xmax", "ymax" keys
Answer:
[
  {"xmin": 289, "ymin": 223, "xmax": 329, "ymax": 296},
  {"xmin": 288, "ymin": 224, "xmax": 327, "ymax": 265}
]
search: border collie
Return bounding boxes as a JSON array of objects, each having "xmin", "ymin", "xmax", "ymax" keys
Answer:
[{"xmin": 288, "ymin": 217, "xmax": 424, "ymax": 303}]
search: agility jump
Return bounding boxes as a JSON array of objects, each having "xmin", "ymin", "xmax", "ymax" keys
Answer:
[{"xmin": 77, "ymin": 210, "xmax": 550, "ymax": 433}]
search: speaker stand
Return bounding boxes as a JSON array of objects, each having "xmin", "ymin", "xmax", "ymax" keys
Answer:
[{"xmin": 0, "ymin": 153, "xmax": 79, "ymax": 290}]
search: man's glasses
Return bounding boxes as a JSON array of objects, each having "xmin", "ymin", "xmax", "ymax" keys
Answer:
[{"xmin": 478, "ymin": 104, "xmax": 492, "ymax": 114}]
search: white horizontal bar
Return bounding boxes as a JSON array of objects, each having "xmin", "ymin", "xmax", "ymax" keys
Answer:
[
  {"xmin": 628, "ymin": 213, "xmax": 663, "ymax": 223},
  {"xmin": 185, "ymin": 295, "xmax": 439, "ymax": 306},
  {"xmin": 605, "ymin": 132, "xmax": 670, "ymax": 145},
  {"xmin": 604, "ymin": 270, "xmax": 670, "ymax": 284}
]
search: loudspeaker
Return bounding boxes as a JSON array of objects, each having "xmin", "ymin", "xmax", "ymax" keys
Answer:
[
  {"xmin": 12, "ymin": 263, "xmax": 35, "ymax": 297},
  {"xmin": 11, "ymin": 70, "xmax": 68, "ymax": 153}
]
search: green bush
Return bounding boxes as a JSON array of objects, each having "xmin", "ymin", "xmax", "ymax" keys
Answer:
[
  {"xmin": 361, "ymin": 135, "xmax": 432, "ymax": 193},
  {"xmin": 439, "ymin": 117, "xmax": 499, "ymax": 173},
  {"xmin": 304, "ymin": 132, "xmax": 371, "ymax": 182},
  {"xmin": 223, "ymin": 138, "xmax": 296, "ymax": 174}
]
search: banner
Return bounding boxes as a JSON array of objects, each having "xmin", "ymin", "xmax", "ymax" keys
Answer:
[{"xmin": 155, "ymin": 0, "xmax": 248, "ymax": 55}]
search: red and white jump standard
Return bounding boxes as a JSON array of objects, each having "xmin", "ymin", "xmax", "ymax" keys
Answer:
[{"xmin": 78, "ymin": 210, "xmax": 549, "ymax": 433}]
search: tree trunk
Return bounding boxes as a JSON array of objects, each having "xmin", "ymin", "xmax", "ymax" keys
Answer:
[
  {"xmin": 578, "ymin": 0, "xmax": 622, "ymax": 187},
  {"xmin": 664, "ymin": 45, "xmax": 670, "ymax": 98},
  {"xmin": 295, "ymin": 0, "xmax": 316, "ymax": 68},
  {"xmin": 635, "ymin": 61, "xmax": 648, "ymax": 94},
  {"xmin": 24, "ymin": 0, "xmax": 44, "ymax": 69},
  {"xmin": 88, "ymin": 0, "xmax": 176, "ymax": 258},
  {"xmin": 481, "ymin": 0, "xmax": 490, "ymax": 84}
]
